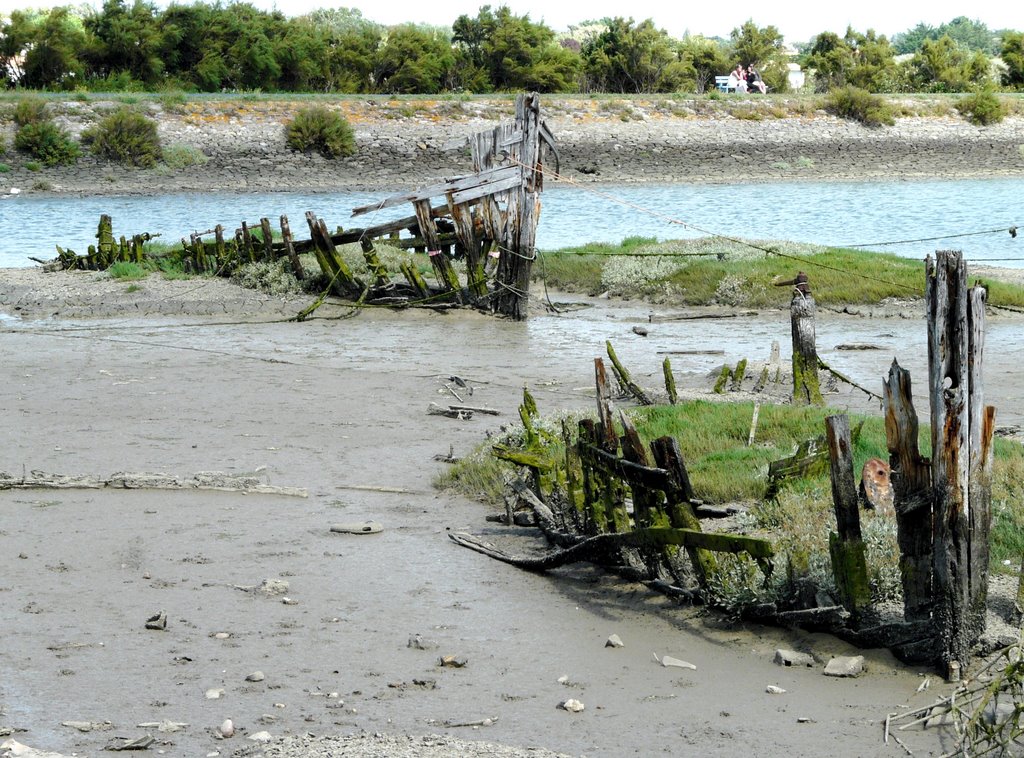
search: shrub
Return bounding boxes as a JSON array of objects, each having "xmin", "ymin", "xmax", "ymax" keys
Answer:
[
  {"xmin": 823, "ymin": 85, "xmax": 894, "ymax": 127},
  {"xmin": 231, "ymin": 261, "xmax": 303, "ymax": 296},
  {"xmin": 0, "ymin": 164, "xmax": 9, "ymax": 173},
  {"xmin": 285, "ymin": 106, "xmax": 356, "ymax": 159},
  {"xmin": 24, "ymin": 161, "xmax": 41, "ymax": 171},
  {"xmin": 107, "ymin": 261, "xmax": 148, "ymax": 280},
  {"xmin": 82, "ymin": 108, "xmax": 161, "ymax": 168},
  {"xmin": 14, "ymin": 122, "xmax": 81, "ymax": 166},
  {"xmin": 161, "ymin": 143, "xmax": 208, "ymax": 168},
  {"xmin": 14, "ymin": 97, "xmax": 48, "ymax": 127},
  {"xmin": 957, "ymin": 88, "xmax": 1006, "ymax": 126}
]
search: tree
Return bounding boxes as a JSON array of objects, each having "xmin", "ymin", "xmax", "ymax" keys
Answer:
[
  {"xmin": 894, "ymin": 16, "xmax": 999, "ymax": 55},
  {"xmin": 729, "ymin": 20, "xmax": 788, "ymax": 91},
  {"xmin": 676, "ymin": 35, "xmax": 730, "ymax": 93},
  {"xmin": 84, "ymin": 0, "xmax": 164, "ymax": 85},
  {"xmin": 374, "ymin": 24, "xmax": 453, "ymax": 94},
  {"xmin": 452, "ymin": 6, "xmax": 577, "ymax": 92},
  {"xmin": 581, "ymin": 17, "xmax": 685, "ymax": 93},
  {"xmin": 904, "ymin": 34, "xmax": 991, "ymax": 92},
  {"xmin": 805, "ymin": 31, "xmax": 854, "ymax": 92},
  {"xmin": 807, "ymin": 27, "xmax": 898, "ymax": 93},
  {"xmin": 1001, "ymin": 31, "xmax": 1024, "ymax": 89},
  {"xmin": 0, "ymin": 10, "xmax": 38, "ymax": 86},
  {"xmin": 21, "ymin": 6, "xmax": 89, "ymax": 89}
]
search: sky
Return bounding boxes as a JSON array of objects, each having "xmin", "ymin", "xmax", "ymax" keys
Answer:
[{"xmin": 1, "ymin": 0, "xmax": 1021, "ymax": 44}]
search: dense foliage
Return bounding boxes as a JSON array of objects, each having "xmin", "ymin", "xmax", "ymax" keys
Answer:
[
  {"xmin": 81, "ymin": 106, "xmax": 161, "ymax": 166},
  {"xmin": 0, "ymin": 4, "xmax": 1021, "ymax": 94},
  {"xmin": 285, "ymin": 105, "xmax": 355, "ymax": 158}
]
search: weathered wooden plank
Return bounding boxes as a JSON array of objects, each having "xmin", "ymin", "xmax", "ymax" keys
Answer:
[
  {"xmin": 579, "ymin": 442, "xmax": 673, "ymax": 492},
  {"xmin": 350, "ymin": 166, "xmax": 520, "ymax": 216},
  {"xmin": 663, "ymin": 358, "xmax": 677, "ymax": 405},
  {"xmin": 360, "ymin": 203, "xmax": 450, "ymax": 239},
  {"xmin": 789, "ymin": 278, "xmax": 823, "ymax": 405},
  {"xmin": 883, "ymin": 359, "xmax": 933, "ymax": 621},
  {"xmin": 606, "ymin": 340, "xmax": 653, "ymax": 406},
  {"xmin": 448, "ymin": 199, "xmax": 487, "ymax": 298},
  {"xmin": 826, "ymin": 414, "xmax": 870, "ymax": 616},
  {"xmin": 279, "ymin": 216, "xmax": 304, "ymax": 280},
  {"xmin": 448, "ymin": 174, "xmax": 524, "ymax": 206},
  {"xmin": 414, "ymin": 199, "xmax": 461, "ymax": 301}
]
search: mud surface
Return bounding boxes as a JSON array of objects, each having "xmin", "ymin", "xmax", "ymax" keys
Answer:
[{"xmin": 2, "ymin": 272, "xmax": 1022, "ymax": 757}]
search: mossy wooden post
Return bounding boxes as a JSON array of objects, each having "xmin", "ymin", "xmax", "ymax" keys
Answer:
[
  {"xmin": 414, "ymin": 199, "xmax": 461, "ymax": 303},
  {"xmin": 606, "ymin": 341, "xmax": 653, "ymax": 405},
  {"xmin": 214, "ymin": 224, "xmax": 227, "ymax": 266},
  {"xmin": 448, "ymin": 196, "xmax": 487, "ymax": 299},
  {"xmin": 883, "ymin": 359, "xmax": 933, "ymax": 622},
  {"xmin": 595, "ymin": 358, "xmax": 630, "ymax": 533},
  {"xmin": 278, "ymin": 217, "xmax": 304, "ymax": 280},
  {"xmin": 577, "ymin": 420, "xmax": 608, "ymax": 534},
  {"xmin": 305, "ymin": 211, "xmax": 358, "ymax": 296},
  {"xmin": 190, "ymin": 233, "xmax": 207, "ymax": 273},
  {"xmin": 786, "ymin": 273, "xmax": 823, "ymax": 406},
  {"xmin": 825, "ymin": 414, "xmax": 870, "ymax": 617},
  {"xmin": 400, "ymin": 260, "xmax": 430, "ymax": 300},
  {"xmin": 97, "ymin": 214, "xmax": 114, "ymax": 267},
  {"xmin": 240, "ymin": 221, "xmax": 257, "ymax": 263},
  {"xmin": 562, "ymin": 418, "xmax": 583, "ymax": 518},
  {"xmin": 662, "ymin": 357, "xmax": 677, "ymax": 405},
  {"xmin": 360, "ymin": 237, "xmax": 391, "ymax": 288},
  {"xmin": 620, "ymin": 411, "xmax": 673, "ymax": 578},
  {"xmin": 650, "ymin": 436, "xmax": 716, "ymax": 588},
  {"xmin": 259, "ymin": 218, "xmax": 276, "ymax": 263},
  {"xmin": 926, "ymin": 251, "xmax": 995, "ymax": 677}
]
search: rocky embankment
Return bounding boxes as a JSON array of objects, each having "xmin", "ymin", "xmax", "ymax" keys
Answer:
[{"xmin": 2, "ymin": 96, "xmax": 1024, "ymax": 196}]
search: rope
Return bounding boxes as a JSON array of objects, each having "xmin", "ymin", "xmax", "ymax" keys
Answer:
[{"xmin": 842, "ymin": 226, "xmax": 1019, "ymax": 249}]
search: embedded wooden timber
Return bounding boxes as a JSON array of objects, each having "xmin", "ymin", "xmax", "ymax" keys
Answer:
[
  {"xmin": 926, "ymin": 250, "xmax": 994, "ymax": 676},
  {"xmin": 789, "ymin": 278, "xmax": 823, "ymax": 405},
  {"xmin": 350, "ymin": 166, "xmax": 521, "ymax": 217},
  {"xmin": 826, "ymin": 414, "xmax": 871, "ymax": 617},
  {"xmin": 883, "ymin": 359, "xmax": 933, "ymax": 622}
]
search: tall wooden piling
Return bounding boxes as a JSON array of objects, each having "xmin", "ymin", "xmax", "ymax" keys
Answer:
[
  {"xmin": 926, "ymin": 250, "xmax": 994, "ymax": 677},
  {"xmin": 784, "ymin": 273, "xmax": 823, "ymax": 406}
]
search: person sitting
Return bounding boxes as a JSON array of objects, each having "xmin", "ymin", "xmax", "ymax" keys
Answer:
[
  {"xmin": 746, "ymin": 66, "xmax": 768, "ymax": 94},
  {"xmin": 727, "ymin": 64, "xmax": 748, "ymax": 93}
]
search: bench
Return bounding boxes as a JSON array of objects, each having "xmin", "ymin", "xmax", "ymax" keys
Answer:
[{"xmin": 714, "ymin": 75, "xmax": 734, "ymax": 93}]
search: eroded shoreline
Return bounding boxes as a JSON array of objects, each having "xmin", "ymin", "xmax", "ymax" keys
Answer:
[{"xmin": 1, "ymin": 96, "xmax": 1023, "ymax": 197}]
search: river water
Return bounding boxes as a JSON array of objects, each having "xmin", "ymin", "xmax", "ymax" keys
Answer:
[{"xmin": 1, "ymin": 177, "xmax": 1021, "ymax": 268}]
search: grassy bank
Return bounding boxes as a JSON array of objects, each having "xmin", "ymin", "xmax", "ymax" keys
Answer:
[
  {"xmin": 437, "ymin": 399, "xmax": 1024, "ymax": 609},
  {"xmin": 536, "ymin": 237, "xmax": 1024, "ymax": 309}
]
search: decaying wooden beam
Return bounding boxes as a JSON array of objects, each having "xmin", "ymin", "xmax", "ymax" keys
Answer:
[
  {"xmin": 883, "ymin": 359, "xmax": 933, "ymax": 622},
  {"xmin": 605, "ymin": 341, "xmax": 653, "ymax": 406},
  {"xmin": 789, "ymin": 275, "xmax": 823, "ymax": 406},
  {"xmin": 826, "ymin": 414, "xmax": 871, "ymax": 617},
  {"xmin": 0, "ymin": 470, "xmax": 307, "ymax": 497}
]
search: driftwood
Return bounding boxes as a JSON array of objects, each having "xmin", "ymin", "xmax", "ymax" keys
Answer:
[
  {"xmin": 427, "ymin": 403, "xmax": 474, "ymax": 419},
  {"xmin": 0, "ymin": 470, "xmax": 307, "ymax": 496}
]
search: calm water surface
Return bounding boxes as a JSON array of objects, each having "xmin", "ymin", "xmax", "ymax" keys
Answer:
[{"xmin": 0, "ymin": 178, "xmax": 1020, "ymax": 268}]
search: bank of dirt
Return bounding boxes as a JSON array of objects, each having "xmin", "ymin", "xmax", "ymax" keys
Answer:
[
  {"xmin": 1, "ymin": 96, "xmax": 1023, "ymax": 197},
  {"xmin": 6, "ymin": 269, "xmax": 1024, "ymax": 757}
]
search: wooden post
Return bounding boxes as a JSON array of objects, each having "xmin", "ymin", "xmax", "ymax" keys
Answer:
[
  {"xmin": 240, "ymin": 221, "xmax": 257, "ymax": 262},
  {"xmin": 927, "ymin": 250, "xmax": 995, "ymax": 677},
  {"xmin": 305, "ymin": 211, "xmax": 358, "ymax": 296},
  {"xmin": 259, "ymin": 218, "xmax": 276, "ymax": 263},
  {"xmin": 650, "ymin": 436, "xmax": 715, "ymax": 588},
  {"xmin": 279, "ymin": 216, "xmax": 304, "ymax": 280},
  {"xmin": 414, "ymin": 199, "xmax": 461, "ymax": 302},
  {"xmin": 492, "ymin": 93, "xmax": 544, "ymax": 321},
  {"xmin": 883, "ymin": 359, "xmax": 933, "ymax": 622},
  {"xmin": 594, "ymin": 358, "xmax": 630, "ymax": 533},
  {"xmin": 96, "ymin": 214, "xmax": 114, "ymax": 266},
  {"xmin": 214, "ymin": 225, "xmax": 228, "ymax": 269},
  {"xmin": 606, "ymin": 341, "xmax": 653, "ymax": 405},
  {"xmin": 663, "ymin": 357, "xmax": 677, "ymax": 405},
  {"xmin": 448, "ymin": 197, "xmax": 487, "ymax": 299},
  {"xmin": 577, "ymin": 420, "xmax": 607, "ymax": 534},
  {"xmin": 360, "ymin": 238, "xmax": 391, "ymax": 288},
  {"xmin": 825, "ymin": 414, "xmax": 871, "ymax": 616},
  {"xmin": 786, "ymin": 273, "xmax": 823, "ymax": 405}
]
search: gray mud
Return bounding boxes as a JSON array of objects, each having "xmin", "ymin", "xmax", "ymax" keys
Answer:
[{"xmin": 3, "ymin": 274, "xmax": 1021, "ymax": 757}]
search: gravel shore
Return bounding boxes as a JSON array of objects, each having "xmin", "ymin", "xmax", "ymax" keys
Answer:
[{"xmin": 2, "ymin": 96, "xmax": 1023, "ymax": 197}]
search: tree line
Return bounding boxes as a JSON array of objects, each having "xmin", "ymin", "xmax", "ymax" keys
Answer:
[{"xmin": 2, "ymin": 2, "xmax": 1023, "ymax": 95}]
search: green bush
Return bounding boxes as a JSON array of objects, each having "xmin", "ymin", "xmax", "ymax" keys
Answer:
[
  {"xmin": 14, "ymin": 122, "xmax": 81, "ymax": 166},
  {"xmin": 957, "ymin": 89, "xmax": 1006, "ymax": 125},
  {"xmin": 823, "ymin": 85, "xmax": 895, "ymax": 127},
  {"xmin": 82, "ymin": 108, "xmax": 162, "ymax": 168},
  {"xmin": 14, "ymin": 97, "xmax": 49, "ymax": 127},
  {"xmin": 0, "ymin": 163, "xmax": 10, "ymax": 173},
  {"xmin": 161, "ymin": 143, "xmax": 208, "ymax": 168},
  {"xmin": 285, "ymin": 106, "xmax": 356, "ymax": 159}
]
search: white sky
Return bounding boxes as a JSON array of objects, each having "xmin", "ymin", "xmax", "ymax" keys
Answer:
[{"xmin": 1, "ymin": 0, "xmax": 1020, "ymax": 44}]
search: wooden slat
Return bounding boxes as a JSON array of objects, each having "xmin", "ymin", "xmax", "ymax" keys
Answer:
[
  {"xmin": 351, "ymin": 166, "xmax": 520, "ymax": 217},
  {"xmin": 450, "ymin": 174, "xmax": 523, "ymax": 207}
]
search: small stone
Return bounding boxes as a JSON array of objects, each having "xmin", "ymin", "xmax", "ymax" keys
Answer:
[
  {"xmin": 655, "ymin": 653, "xmax": 696, "ymax": 670},
  {"xmin": 632, "ymin": 326, "xmax": 649, "ymax": 337},
  {"xmin": 766, "ymin": 685, "xmax": 786, "ymax": 695},
  {"xmin": 213, "ymin": 632, "xmax": 231, "ymax": 640},
  {"xmin": 18, "ymin": 553, "xmax": 28, "ymax": 559},
  {"xmin": 143, "ymin": 572, "xmax": 151, "ymax": 580},
  {"xmin": 245, "ymin": 671, "xmax": 265, "ymax": 682},
  {"xmin": 823, "ymin": 655, "xmax": 865, "ymax": 678},
  {"xmin": 797, "ymin": 717, "xmax": 814, "ymax": 723},
  {"xmin": 205, "ymin": 689, "xmax": 225, "ymax": 700},
  {"xmin": 144, "ymin": 610, "xmax": 167, "ymax": 631},
  {"xmin": 259, "ymin": 578, "xmax": 289, "ymax": 596},
  {"xmin": 273, "ymin": 703, "xmax": 286, "ymax": 709},
  {"xmin": 407, "ymin": 635, "xmax": 437, "ymax": 651},
  {"xmin": 560, "ymin": 699, "xmax": 585, "ymax": 713},
  {"xmin": 439, "ymin": 655, "xmax": 468, "ymax": 668},
  {"xmin": 774, "ymin": 649, "xmax": 815, "ymax": 668},
  {"xmin": 281, "ymin": 597, "xmax": 299, "ymax": 605},
  {"xmin": 218, "ymin": 719, "xmax": 234, "ymax": 738},
  {"xmin": 247, "ymin": 731, "xmax": 272, "ymax": 743},
  {"xmin": 605, "ymin": 634, "xmax": 624, "ymax": 648},
  {"xmin": 557, "ymin": 675, "xmax": 569, "ymax": 685}
]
